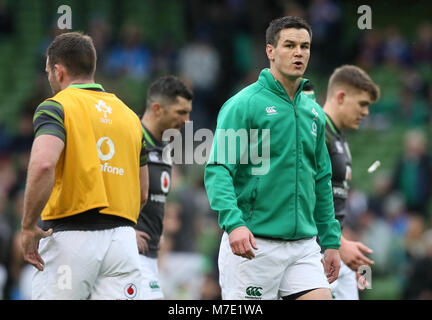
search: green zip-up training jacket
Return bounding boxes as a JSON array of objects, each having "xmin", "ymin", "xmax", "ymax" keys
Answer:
[{"xmin": 204, "ymin": 69, "xmax": 341, "ymax": 250}]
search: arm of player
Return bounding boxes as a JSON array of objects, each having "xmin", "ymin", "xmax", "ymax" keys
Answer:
[
  {"xmin": 139, "ymin": 165, "xmax": 149, "ymax": 210},
  {"xmin": 323, "ymin": 248, "xmax": 341, "ymax": 284},
  {"xmin": 204, "ymin": 100, "xmax": 257, "ymax": 259},
  {"xmin": 21, "ymin": 134, "xmax": 64, "ymax": 271}
]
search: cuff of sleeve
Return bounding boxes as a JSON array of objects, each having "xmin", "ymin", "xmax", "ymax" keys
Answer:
[
  {"xmin": 225, "ymin": 222, "xmax": 247, "ymax": 234},
  {"xmin": 321, "ymin": 244, "xmax": 341, "ymax": 250},
  {"xmin": 218, "ymin": 209, "xmax": 247, "ymax": 234}
]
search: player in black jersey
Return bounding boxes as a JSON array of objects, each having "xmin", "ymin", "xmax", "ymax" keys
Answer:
[
  {"xmin": 305, "ymin": 65, "xmax": 380, "ymax": 299},
  {"xmin": 135, "ymin": 76, "xmax": 193, "ymax": 299}
]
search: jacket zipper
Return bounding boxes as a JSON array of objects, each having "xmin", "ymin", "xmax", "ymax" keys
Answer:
[
  {"xmin": 293, "ymin": 103, "xmax": 298, "ymax": 238},
  {"xmin": 276, "ymin": 79, "xmax": 305, "ymax": 238}
]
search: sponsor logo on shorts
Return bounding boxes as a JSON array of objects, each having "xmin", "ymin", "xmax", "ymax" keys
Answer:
[
  {"xmin": 245, "ymin": 286, "xmax": 263, "ymax": 299},
  {"xmin": 124, "ymin": 283, "xmax": 137, "ymax": 299},
  {"xmin": 149, "ymin": 280, "xmax": 161, "ymax": 290}
]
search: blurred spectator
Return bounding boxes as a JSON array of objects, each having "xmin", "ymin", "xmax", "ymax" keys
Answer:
[
  {"xmin": 0, "ymin": 128, "xmax": 11, "ymax": 154},
  {"xmin": 344, "ymin": 188, "xmax": 369, "ymax": 232},
  {"xmin": 412, "ymin": 22, "xmax": 432, "ymax": 65},
  {"xmin": 368, "ymin": 172, "xmax": 393, "ymax": 218},
  {"xmin": 104, "ymin": 22, "xmax": 153, "ymax": 80},
  {"xmin": 398, "ymin": 87, "xmax": 429, "ymax": 127},
  {"xmin": 0, "ymin": 154, "xmax": 17, "ymax": 198},
  {"xmin": 88, "ymin": 15, "xmax": 112, "ymax": 69},
  {"xmin": 358, "ymin": 209, "xmax": 394, "ymax": 275},
  {"xmin": 404, "ymin": 215, "xmax": 427, "ymax": 261},
  {"xmin": 355, "ymin": 31, "xmax": 383, "ymax": 71},
  {"xmin": 381, "ymin": 26, "xmax": 411, "ymax": 67},
  {"xmin": 403, "ymin": 229, "xmax": 432, "ymax": 299},
  {"xmin": 391, "ymin": 130, "xmax": 431, "ymax": 217},
  {"xmin": 307, "ymin": 0, "xmax": 342, "ymax": 71},
  {"xmin": 10, "ymin": 110, "xmax": 34, "ymax": 154},
  {"xmin": 153, "ymin": 33, "xmax": 179, "ymax": 76},
  {"xmin": 383, "ymin": 193, "xmax": 409, "ymax": 237},
  {"xmin": 177, "ymin": 32, "xmax": 220, "ymax": 129}
]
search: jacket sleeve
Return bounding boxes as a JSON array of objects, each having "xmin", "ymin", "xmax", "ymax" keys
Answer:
[
  {"xmin": 204, "ymin": 100, "xmax": 248, "ymax": 234},
  {"xmin": 314, "ymin": 113, "xmax": 341, "ymax": 250}
]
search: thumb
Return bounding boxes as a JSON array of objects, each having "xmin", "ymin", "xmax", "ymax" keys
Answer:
[
  {"xmin": 41, "ymin": 228, "xmax": 53, "ymax": 238},
  {"xmin": 249, "ymin": 232, "xmax": 258, "ymax": 250}
]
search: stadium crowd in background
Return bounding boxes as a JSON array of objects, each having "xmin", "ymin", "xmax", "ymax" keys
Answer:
[{"xmin": 0, "ymin": 0, "xmax": 431, "ymax": 299}]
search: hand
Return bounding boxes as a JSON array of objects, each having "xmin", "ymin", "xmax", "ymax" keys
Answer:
[
  {"xmin": 228, "ymin": 226, "xmax": 258, "ymax": 260},
  {"xmin": 135, "ymin": 229, "xmax": 151, "ymax": 254},
  {"xmin": 21, "ymin": 226, "xmax": 53, "ymax": 271},
  {"xmin": 323, "ymin": 249, "xmax": 340, "ymax": 284},
  {"xmin": 340, "ymin": 238, "xmax": 374, "ymax": 272}
]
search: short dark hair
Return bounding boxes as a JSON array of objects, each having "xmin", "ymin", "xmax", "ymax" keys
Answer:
[
  {"xmin": 266, "ymin": 16, "xmax": 312, "ymax": 47},
  {"xmin": 146, "ymin": 75, "xmax": 193, "ymax": 111},
  {"xmin": 46, "ymin": 32, "xmax": 97, "ymax": 78},
  {"xmin": 328, "ymin": 65, "xmax": 380, "ymax": 102}
]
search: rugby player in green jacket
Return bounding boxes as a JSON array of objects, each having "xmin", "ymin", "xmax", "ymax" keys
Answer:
[{"xmin": 205, "ymin": 16, "xmax": 341, "ymax": 300}]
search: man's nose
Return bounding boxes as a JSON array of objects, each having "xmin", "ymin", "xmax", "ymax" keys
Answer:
[{"xmin": 294, "ymin": 46, "xmax": 302, "ymax": 56}]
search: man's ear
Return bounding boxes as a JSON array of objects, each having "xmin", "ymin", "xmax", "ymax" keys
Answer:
[
  {"xmin": 54, "ymin": 64, "xmax": 65, "ymax": 83},
  {"xmin": 335, "ymin": 89, "xmax": 346, "ymax": 105},
  {"xmin": 266, "ymin": 44, "xmax": 275, "ymax": 61},
  {"xmin": 152, "ymin": 102, "xmax": 163, "ymax": 115}
]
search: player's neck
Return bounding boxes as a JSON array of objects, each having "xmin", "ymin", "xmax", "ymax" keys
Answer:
[
  {"xmin": 62, "ymin": 78, "xmax": 95, "ymax": 90},
  {"xmin": 270, "ymin": 68, "xmax": 301, "ymax": 101},
  {"xmin": 323, "ymin": 103, "xmax": 342, "ymax": 130},
  {"xmin": 141, "ymin": 115, "xmax": 163, "ymax": 142}
]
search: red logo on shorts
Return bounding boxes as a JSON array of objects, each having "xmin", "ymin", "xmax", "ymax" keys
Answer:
[{"xmin": 124, "ymin": 283, "xmax": 137, "ymax": 299}]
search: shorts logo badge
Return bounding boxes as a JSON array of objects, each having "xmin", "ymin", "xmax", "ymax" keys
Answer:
[
  {"xmin": 124, "ymin": 283, "xmax": 137, "ymax": 299},
  {"xmin": 245, "ymin": 286, "xmax": 263, "ymax": 299},
  {"xmin": 149, "ymin": 280, "xmax": 160, "ymax": 290}
]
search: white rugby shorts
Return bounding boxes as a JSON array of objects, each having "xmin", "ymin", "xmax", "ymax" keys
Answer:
[
  {"xmin": 218, "ymin": 232, "xmax": 330, "ymax": 300},
  {"xmin": 32, "ymin": 226, "xmax": 142, "ymax": 300},
  {"xmin": 329, "ymin": 260, "xmax": 359, "ymax": 300},
  {"xmin": 137, "ymin": 254, "xmax": 164, "ymax": 300}
]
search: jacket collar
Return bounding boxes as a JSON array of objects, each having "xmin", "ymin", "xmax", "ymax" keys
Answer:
[
  {"xmin": 258, "ymin": 68, "xmax": 309, "ymax": 103},
  {"xmin": 67, "ymin": 83, "xmax": 105, "ymax": 91}
]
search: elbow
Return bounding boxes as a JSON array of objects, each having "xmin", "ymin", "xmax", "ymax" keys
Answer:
[{"xmin": 34, "ymin": 160, "xmax": 57, "ymax": 175}]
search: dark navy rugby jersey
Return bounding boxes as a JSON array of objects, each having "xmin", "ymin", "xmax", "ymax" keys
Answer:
[{"xmin": 135, "ymin": 125, "xmax": 172, "ymax": 258}]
